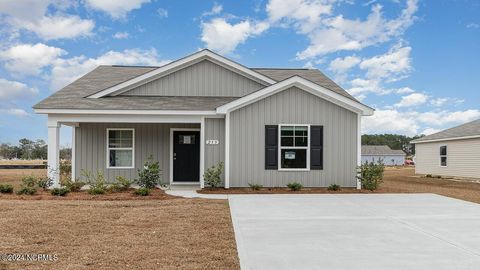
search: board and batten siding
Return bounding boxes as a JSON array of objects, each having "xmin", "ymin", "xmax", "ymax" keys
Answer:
[
  {"xmin": 74, "ymin": 123, "xmax": 199, "ymax": 183},
  {"xmin": 229, "ymin": 86, "xmax": 358, "ymax": 187},
  {"xmin": 415, "ymin": 138, "xmax": 480, "ymax": 178},
  {"xmin": 120, "ymin": 60, "xmax": 265, "ymax": 97},
  {"xmin": 204, "ymin": 118, "xmax": 226, "ymax": 184}
]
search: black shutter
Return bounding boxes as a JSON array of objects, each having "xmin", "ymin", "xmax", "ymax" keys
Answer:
[
  {"xmin": 265, "ymin": 125, "xmax": 278, "ymax": 170},
  {"xmin": 310, "ymin": 125, "xmax": 323, "ymax": 170}
]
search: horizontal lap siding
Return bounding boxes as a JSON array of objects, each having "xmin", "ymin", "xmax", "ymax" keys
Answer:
[
  {"xmin": 204, "ymin": 118, "xmax": 226, "ymax": 183},
  {"xmin": 415, "ymin": 138, "xmax": 480, "ymax": 178},
  {"xmin": 120, "ymin": 60, "xmax": 265, "ymax": 97},
  {"xmin": 75, "ymin": 123, "xmax": 199, "ymax": 183},
  {"xmin": 229, "ymin": 87, "xmax": 358, "ymax": 187},
  {"xmin": 361, "ymin": 155, "xmax": 405, "ymax": 166}
]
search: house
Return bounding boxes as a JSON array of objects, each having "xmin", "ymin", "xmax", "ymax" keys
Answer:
[
  {"xmin": 33, "ymin": 49, "xmax": 374, "ymax": 188},
  {"xmin": 361, "ymin": 145, "xmax": 406, "ymax": 166},
  {"xmin": 411, "ymin": 119, "xmax": 480, "ymax": 179}
]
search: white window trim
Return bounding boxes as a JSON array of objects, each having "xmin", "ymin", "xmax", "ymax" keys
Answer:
[
  {"xmin": 278, "ymin": 124, "xmax": 310, "ymax": 171},
  {"xmin": 439, "ymin": 145, "xmax": 447, "ymax": 167},
  {"xmin": 106, "ymin": 128, "xmax": 135, "ymax": 169}
]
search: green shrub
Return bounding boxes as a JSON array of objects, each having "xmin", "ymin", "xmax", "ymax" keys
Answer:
[
  {"xmin": 60, "ymin": 177, "xmax": 85, "ymax": 192},
  {"xmin": 88, "ymin": 187, "xmax": 105, "ymax": 195},
  {"xmin": 204, "ymin": 162, "xmax": 224, "ymax": 188},
  {"xmin": 358, "ymin": 161, "xmax": 385, "ymax": 191},
  {"xmin": 287, "ymin": 182, "xmax": 303, "ymax": 191},
  {"xmin": 83, "ymin": 171, "xmax": 107, "ymax": 195},
  {"xmin": 425, "ymin": 174, "xmax": 433, "ymax": 178},
  {"xmin": 248, "ymin": 183, "xmax": 263, "ymax": 190},
  {"xmin": 0, "ymin": 184, "xmax": 14, "ymax": 194},
  {"xmin": 116, "ymin": 176, "xmax": 132, "ymax": 189},
  {"xmin": 21, "ymin": 175, "xmax": 37, "ymax": 188},
  {"xmin": 134, "ymin": 187, "xmax": 150, "ymax": 196},
  {"xmin": 37, "ymin": 177, "xmax": 53, "ymax": 190},
  {"xmin": 16, "ymin": 187, "xmax": 37, "ymax": 195},
  {"xmin": 136, "ymin": 156, "xmax": 161, "ymax": 189},
  {"xmin": 60, "ymin": 161, "xmax": 72, "ymax": 176},
  {"xmin": 50, "ymin": 187, "xmax": 69, "ymax": 196},
  {"xmin": 108, "ymin": 183, "xmax": 124, "ymax": 193},
  {"xmin": 328, "ymin": 184, "xmax": 341, "ymax": 191}
]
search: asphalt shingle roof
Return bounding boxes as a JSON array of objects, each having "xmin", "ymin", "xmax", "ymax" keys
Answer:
[
  {"xmin": 34, "ymin": 64, "xmax": 358, "ymax": 110},
  {"xmin": 361, "ymin": 145, "xmax": 406, "ymax": 156},
  {"xmin": 412, "ymin": 119, "xmax": 480, "ymax": 143}
]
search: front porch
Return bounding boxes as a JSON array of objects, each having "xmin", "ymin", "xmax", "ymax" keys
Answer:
[{"xmin": 47, "ymin": 114, "xmax": 214, "ymax": 189}]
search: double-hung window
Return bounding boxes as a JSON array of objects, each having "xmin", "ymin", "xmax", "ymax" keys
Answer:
[
  {"xmin": 107, "ymin": 129, "xmax": 134, "ymax": 168},
  {"xmin": 439, "ymin": 145, "xmax": 447, "ymax": 167},
  {"xmin": 279, "ymin": 125, "xmax": 309, "ymax": 169}
]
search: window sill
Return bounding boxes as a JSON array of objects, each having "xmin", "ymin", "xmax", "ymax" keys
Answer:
[
  {"xmin": 278, "ymin": 168, "xmax": 310, "ymax": 172},
  {"xmin": 107, "ymin": 167, "xmax": 135, "ymax": 169}
]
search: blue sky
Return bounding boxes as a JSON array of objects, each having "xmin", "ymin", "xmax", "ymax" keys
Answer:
[{"xmin": 0, "ymin": 0, "xmax": 479, "ymax": 146}]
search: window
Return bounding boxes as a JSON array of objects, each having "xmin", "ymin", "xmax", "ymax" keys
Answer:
[
  {"xmin": 279, "ymin": 125, "xmax": 309, "ymax": 169},
  {"xmin": 440, "ymin": 145, "xmax": 447, "ymax": 167},
  {"xmin": 107, "ymin": 129, "xmax": 134, "ymax": 168}
]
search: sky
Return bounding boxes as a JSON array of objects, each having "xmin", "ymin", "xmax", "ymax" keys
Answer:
[{"xmin": 0, "ymin": 0, "xmax": 479, "ymax": 147}]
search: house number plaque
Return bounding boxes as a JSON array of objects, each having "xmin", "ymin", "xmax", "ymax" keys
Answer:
[{"xmin": 206, "ymin": 140, "xmax": 219, "ymax": 145}]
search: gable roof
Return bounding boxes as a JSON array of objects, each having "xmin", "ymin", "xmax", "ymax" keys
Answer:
[
  {"xmin": 411, "ymin": 119, "xmax": 480, "ymax": 143},
  {"xmin": 361, "ymin": 145, "xmax": 406, "ymax": 156}
]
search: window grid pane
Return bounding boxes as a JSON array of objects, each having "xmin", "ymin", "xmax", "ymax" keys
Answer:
[
  {"xmin": 280, "ymin": 126, "xmax": 308, "ymax": 147},
  {"xmin": 109, "ymin": 130, "xmax": 133, "ymax": 148}
]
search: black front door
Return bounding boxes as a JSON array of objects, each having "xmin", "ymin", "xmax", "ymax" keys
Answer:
[{"xmin": 173, "ymin": 131, "xmax": 200, "ymax": 182}]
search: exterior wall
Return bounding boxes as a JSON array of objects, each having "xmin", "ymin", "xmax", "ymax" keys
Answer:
[
  {"xmin": 361, "ymin": 155, "xmax": 405, "ymax": 166},
  {"xmin": 74, "ymin": 123, "xmax": 199, "ymax": 183},
  {"xmin": 415, "ymin": 138, "xmax": 480, "ymax": 178},
  {"xmin": 120, "ymin": 60, "xmax": 265, "ymax": 97},
  {"xmin": 204, "ymin": 118, "xmax": 226, "ymax": 183},
  {"xmin": 229, "ymin": 86, "xmax": 358, "ymax": 187}
]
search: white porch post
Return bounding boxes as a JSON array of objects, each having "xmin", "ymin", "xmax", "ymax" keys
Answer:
[
  {"xmin": 48, "ymin": 119, "xmax": 61, "ymax": 188},
  {"xmin": 71, "ymin": 126, "xmax": 76, "ymax": 181},
  {"xmin": 224, "ymin": 112, "xmax": 230, "ymax": 189},
  {"xmin": 356, "ymin": 114, "xmax": 362, "ymax": 190},
  {"xmin": 200, "ymin": 117, "xmax": 205, "ymax": 188}
]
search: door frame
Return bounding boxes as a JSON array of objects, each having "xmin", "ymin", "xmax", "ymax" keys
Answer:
[{"xmin": 169, "ymin": 128, "xmax": 201, "ymax": 185}]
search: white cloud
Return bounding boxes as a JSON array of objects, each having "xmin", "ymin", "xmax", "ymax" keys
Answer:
[
  {"xmin": 0, "ymin": 78, "xmax": 38, "ymax": 101},
  {"xmin": 396, "ymin": 87, "xmax": 415, "ymax": 94},
  {"xmin": 296, "ymin": 0, "xmax": 418, "ymax": 59},
  {"xmin": 359, "ymin": 44, "xmax": 411, "ymax": 81},
  {"xmin": 348, "ymin": 78, "xmax": 391, "ymax": 96},
  {"xmin": 430, "ymin": 97, "xmax": 447, "ymax": 107},
  {"xmin": 414, "ymin": 109, "xmax": 480, "ymax": 127},
  {"xmin": 0, "ymin": 43, "xmax": 66, "ymax": 76},
  {"xmin": 202, "ymin": 3, "xmax": 223, "ymax": 17},
  {"xmin": 421, "ymin": 127, "xmax": 440, "ymax": 135},
  {"xmin": 466, "ymin": 23, "xmax": 479, "ymax": 29},
  {"xmin": 1, "ymin": 108, "xmax": 30, "ymax": 117},
  {"xmin": 113, "ymin": 32, "xmax": 130, "ymax": 39},
  {"xmin": 0, "ymin": 1, "xmax": 94, "ymax": 40},
  {"xmin": 395, "ymin": 92, "xmax": 428, "ymax": 107},
  {"xmin": 157, "ymin": 8, "xmax": 168, "ymax": 18},
  {"xmin": 85, "ymin": 0, "xmax": 151, "ymax": 19},
  {"xmin": 201, "ymin": 18, "xmax": 269, "ymax": 54},
  {"xmin": 50, "ymin": 49, "xmax": 170, "ymax": 90},
  {"xmin": 329, "ymin": 55, "xmax": 360, "ymax": 73}
]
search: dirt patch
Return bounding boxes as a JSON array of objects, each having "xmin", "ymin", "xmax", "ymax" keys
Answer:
[{"xmin": 0, "ymin": 199, "xmax": 239, "ymax": 270}]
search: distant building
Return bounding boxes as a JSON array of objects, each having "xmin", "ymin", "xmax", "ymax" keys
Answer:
[{"xmin": 361, "ymin": 145, "xmax": 406, "ymax": 166}]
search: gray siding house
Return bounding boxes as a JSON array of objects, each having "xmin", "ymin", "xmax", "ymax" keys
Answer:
[
  {"xmin": 361, "ymin": 145, "xmax": 406, "ymax": 166},
  {"xmin": 34, "ymin": 50, "xmax": 374, "ymax": 188},
  {"xmin": 412, "ymin": 119, "xmax": 480, "ymax": 178}
]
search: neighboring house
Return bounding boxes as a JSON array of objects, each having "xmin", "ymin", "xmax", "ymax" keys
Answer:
[
  {"xmin": 33, "ymin": 49, "xmax": 374, "ymax": 188},
  {"xmin": 361, "ymin": 145, "xmax": 406, "ymax": 166},
  {"xmin": 411, "ymin": 119, "xmax": 480, "ymax": 179}
]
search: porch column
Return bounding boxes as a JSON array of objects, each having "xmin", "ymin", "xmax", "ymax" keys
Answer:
[
  {"xmin": 356, "ymin": 114, "xmax": 362, "ymax": 190},
  {"xmin": 48, "ymin": 120, "xmax": 60, "ymax": 188},
  {"xmin": 200, "ymin": 117, "xmax": 205, "ymax": 188}
]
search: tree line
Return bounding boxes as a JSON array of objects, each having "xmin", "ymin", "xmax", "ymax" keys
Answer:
[
  {"xmin": 362, "ymin": 134, "xmax": 425, "ymax": 155},
  {"xmin": 0, "ymin": 139, "xmax": 71, "ymax": 160}
]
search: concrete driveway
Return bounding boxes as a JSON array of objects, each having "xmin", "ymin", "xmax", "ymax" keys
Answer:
[{"xmin": 229, "ymin": 194, "xmax": 480, "ymax": 270}]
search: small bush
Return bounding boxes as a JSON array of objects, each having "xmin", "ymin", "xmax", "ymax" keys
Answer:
[
  {"xmin": 108, "ymin": 183, "xmax": 124, "ymax": 193},
  {"xmin": 88, "ymin": 187, "xmax": 105, "ymax": 195},
  {"xmin": 204, "ymin": 162, "xmax": 224, "ymax": 188},
  {"xmin": 116, "ymin": 176, "xmax": 132, "ymax": 189},
  {"xmin": 21, "ymin": 175, "xmax": 37, "ymax": 188},
  {"xmin": 16, "ymin": 187, "xmax": 37, "ymax": 195},
  {"xmin": 134, "ymin": 187, "xmax": 150, "ymax": 196},
  {"xmin": 83, "ymin": 171, "xmax": 107, "ymax": 195},
  {"xmin": 136, "ymin": 156, "xmax": 161, "ymax": 189},
  {"xmin": 50, "ymin": 187, "xmax": 69, "ymax": 196},
  {"xmin": 0, "ymin": 184, "xmax": 14, "ymax": 194},
  {"xmin": 37, "ymin": 177, "xmax": 53, "ymax": 190},
  {"xmin": 328, "ymin": 184, "xmax": 341, "ymax": 191},
  {"xmin": 358, "ymin": 161, "xmax": 385, "ymax": 191},
  {"xmin": 248, "ymin": 183, "xmax": 263, "ymax": 190},
  {"xmin": 287, "ymin": 182, "xmax": 303, "ymax": 191},
  {"xmin": 60, "ymin": 177, "xmax": 85, "ymax": 192},
  {"xmin": 425, "ymin": 174, "xmax": 433, "ymax": 178},
  {"xmin": 60, "ymin": 161, "xmax": 72, "ymax": 176}
]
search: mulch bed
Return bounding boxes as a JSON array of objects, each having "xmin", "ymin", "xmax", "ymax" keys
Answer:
[{"xmin": 198, "ymin": 187, "xmax": 386, "ymax": 194}]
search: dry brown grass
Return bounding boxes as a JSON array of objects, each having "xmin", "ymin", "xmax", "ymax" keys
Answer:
[
  {"xmin": 0, "ymin": 199, "xmax": 239, "ymax": 270},
  {"xmin": 0, "ymin": 160, "xmax": 46, "ymax": 165},
  {"xmin": 0, "ymin": 169, "xmax": 46, "ymax": 189}
]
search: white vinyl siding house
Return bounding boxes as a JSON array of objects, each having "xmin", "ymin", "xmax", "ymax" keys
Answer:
[
  {"xmin": 412, "ymin": 119, "xmax": 480, "ymax": 179},
  {"xmin": 34, "ymin": 49, "xmax": 374, "ymax": 188},
  {"xmin": 361, "ymin": 145, "xmax": 406, "ymax": 166}
]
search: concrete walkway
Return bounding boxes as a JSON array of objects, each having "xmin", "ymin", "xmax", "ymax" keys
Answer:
[{"xmin": 229, "ymin": 194, "xmax": 480, "ymax": 270}]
